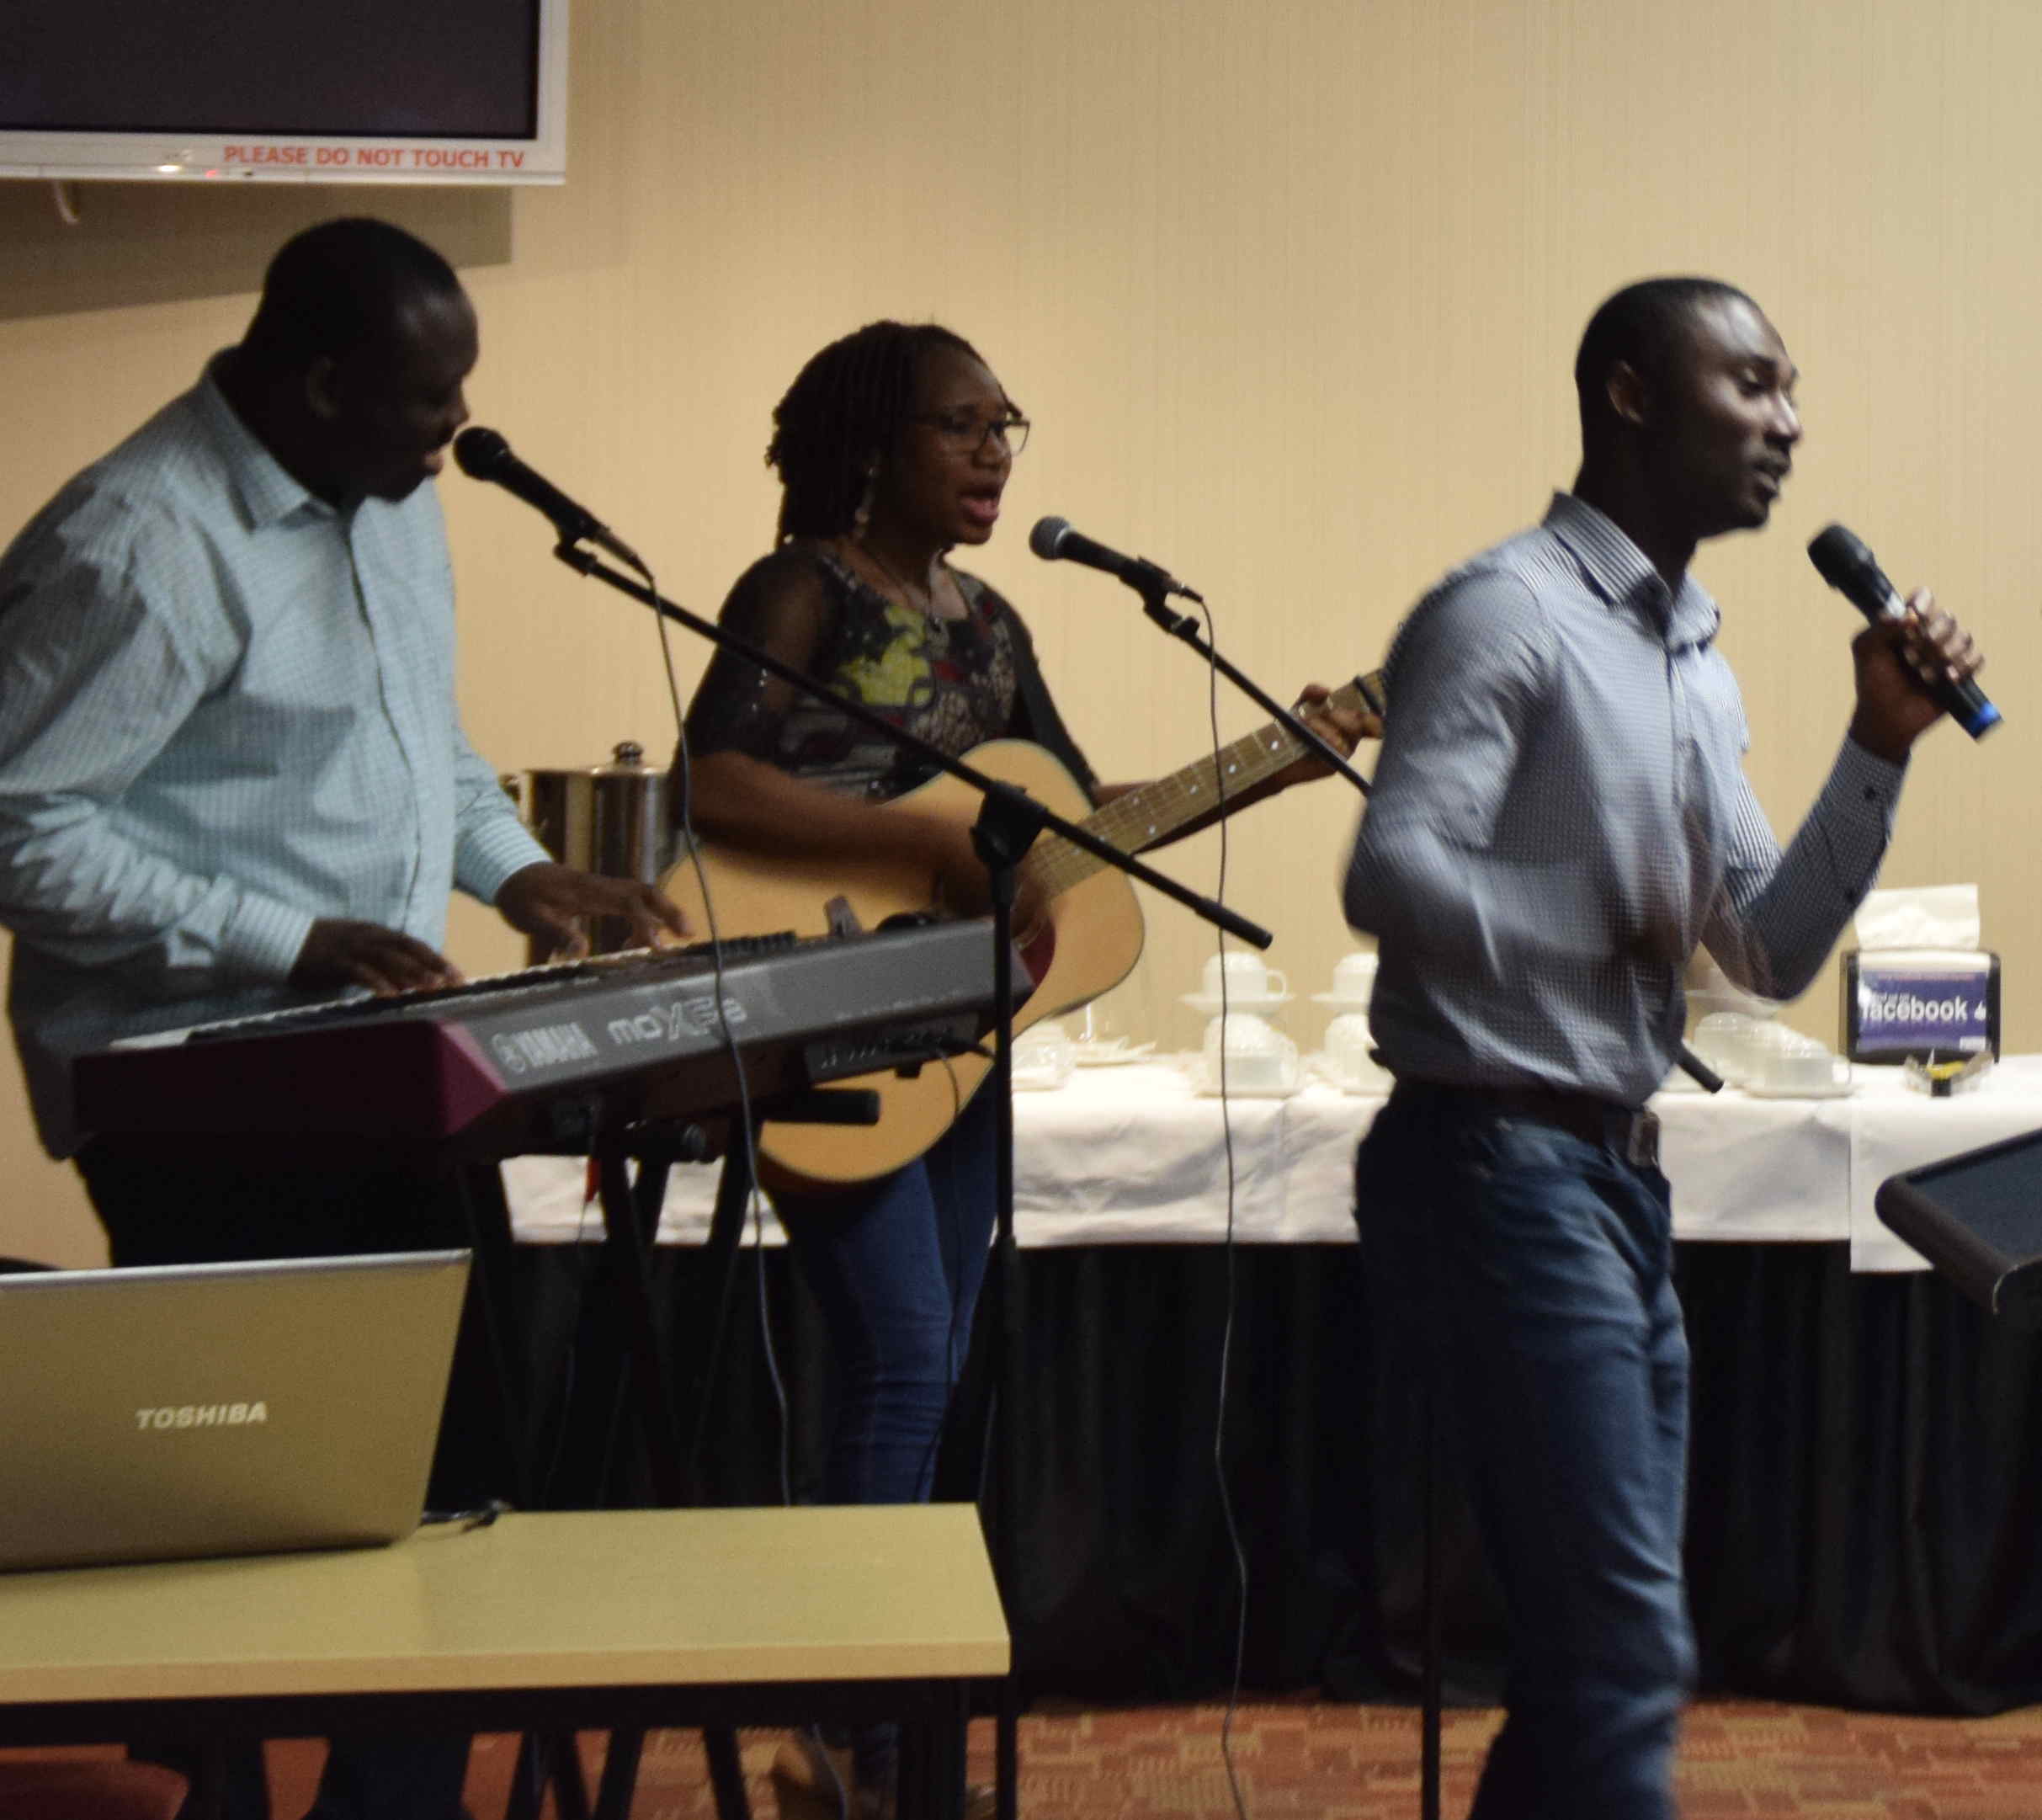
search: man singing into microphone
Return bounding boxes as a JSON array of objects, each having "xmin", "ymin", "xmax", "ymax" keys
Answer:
[
  {"xmin": 1343, "ymin": 277, "xmax": 1981, "ymax": 1818},
  {"xmin": 0, "ymin": 216, "xmax": 684, "ymax": 1820}
]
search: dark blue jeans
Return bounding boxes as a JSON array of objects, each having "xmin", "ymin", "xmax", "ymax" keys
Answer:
[
  {"xmin": 774, "ymin": 1084, "xmax": 1002, "ymax": 1509},
  {"xmin": 772, "ymin": 1087, "xmax": 1001, "ymax": 1791},
  {"xmin": 1355, "ymin": 1084, "xmax": 1695, "ymax": 1820}
]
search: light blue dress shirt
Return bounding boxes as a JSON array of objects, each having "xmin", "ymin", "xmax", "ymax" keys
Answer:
[
  {"xmin": 1344, "ymin": 492, "xmax": 1905, "ymax": 1106},
  {"xmin": 0, "ymin": 359, "xmax": 550, "ymax": 1155}
]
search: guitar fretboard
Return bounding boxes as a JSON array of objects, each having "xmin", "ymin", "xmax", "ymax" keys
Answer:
[{"xmin": 1024, "ymin": 673, "xmax": 1374, "ymax": 897}]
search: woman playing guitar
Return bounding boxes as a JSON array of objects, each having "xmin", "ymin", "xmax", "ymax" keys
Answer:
[{"xmin": 677, "ymin": 321, "xmax": 1369, "ymax": 1820}]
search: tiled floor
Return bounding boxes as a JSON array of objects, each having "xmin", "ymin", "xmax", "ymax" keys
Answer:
[
  {"xmin": 19, "ymin": 1698, "xmax": 2041, "ymax": 1817},
  {"xmin": 322, "ymin": 1697, "xmax": 2042, "ymax": 1818}
]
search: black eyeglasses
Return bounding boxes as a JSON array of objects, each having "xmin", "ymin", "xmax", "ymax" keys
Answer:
[{"xmin": 912, "ymin": 410, "xmax": 1030, "ymax": 456}]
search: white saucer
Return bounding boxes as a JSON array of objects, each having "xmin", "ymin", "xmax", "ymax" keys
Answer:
[
  {"xmin": 1192, "ymin": 1078, "xmax": 1301, "ymax": 1099},
  {"xmin": 1070, "ymin": 1039, "xmax": 1157, "ymax": 1067},
  {"xmin": 1305, "ymin": 1053, "xmax": 1388, "ymax": 1089},
  {"xmin": 1742, "ymin": 1080, "xmax": 1856, "ymax": 1099},
  {"xmin": 1179, "ymin": 992, "xmax": 1293, "ymax": 1015},
  {"xmin": 1310, "ymin": 992, "xmax": 1376, "ymax": 1009}
]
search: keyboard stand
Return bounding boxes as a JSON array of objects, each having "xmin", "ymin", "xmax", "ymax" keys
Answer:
[{"xmin": 558, "ymin": 1087, "xmax": 886, "ymax": 1820}]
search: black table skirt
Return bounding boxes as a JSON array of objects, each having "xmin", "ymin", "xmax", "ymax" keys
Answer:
[{"xmin": 508, "ymin": 1237, "xmax": 2042, "ymax": 1715}]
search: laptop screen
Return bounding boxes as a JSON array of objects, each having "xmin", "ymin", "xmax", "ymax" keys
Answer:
[{"xmin": 0, "ymin": 1250, "xmax": 470, "ymax": 1573}]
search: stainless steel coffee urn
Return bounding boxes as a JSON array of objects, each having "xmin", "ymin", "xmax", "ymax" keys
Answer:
[{"xmin": 503, "ymin": 741, "xmax": 674, "ymax": 958}]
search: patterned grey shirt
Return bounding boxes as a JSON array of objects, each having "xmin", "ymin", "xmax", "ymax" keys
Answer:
[
  {"xmin": 0, "ymin": 358, "xmax": 550, "ymax": 1155},
  {"xmin": 1343, "ymin": 492, "xmax": 1904, "ymax": 1106}
]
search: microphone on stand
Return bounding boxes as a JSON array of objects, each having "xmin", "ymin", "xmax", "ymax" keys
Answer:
[
  {"xmin": 1029, "ymin": 516, "xmax": 1204, "ymax": 603},
  {"xmin": 452, "ymin": 427, "xmax": 648, "ymax": 575},
  {"xmin": 1807, "ymin": 524, "xmax": 2000, "ymax": 739}
]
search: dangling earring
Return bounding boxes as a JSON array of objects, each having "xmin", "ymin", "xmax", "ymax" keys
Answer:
[{"xmin": 852, "ymin": 465, "xmax": 877, "ymax": 543}]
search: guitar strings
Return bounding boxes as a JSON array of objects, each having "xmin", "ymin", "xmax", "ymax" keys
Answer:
[{"xmin": 1024, "ymin": 721, "xmax": 1309, "ymax": 901}]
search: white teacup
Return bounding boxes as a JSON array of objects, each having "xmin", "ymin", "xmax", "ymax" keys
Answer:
[
  {"xmin": 1749, "ymin": 1030, "xmax": 1851, "ymax": 1095},
  {"xmin": 1324, "ymin": 1013, "xmax": 1390, "ymax": 1091},
  {"xmin": 1077, "ymin": 1003, "xmax": 1116, "ymax": 1046},
  {"xmin": 1202, "ymin": 1011, "xmax": 1298, "ymax": 1091},
  {"xmin": 1742, "ymin": 1020, "xmax": 1798, "ymax": 1060},
  {"xmin": 1691, "ymin": 1011, "xmax": 1760, "ymax": 1083},
  {"xmin": 1202, "ymin": 950, "xmax": 1288, "ymax": 1001},
  {"xmin": 1011, "ymin": 1019, "xmax": 1074, "ymax": 1090},
  {"xmin": 1329, "ymin": 950, "xmax": 1380, "ymax": 1003}
]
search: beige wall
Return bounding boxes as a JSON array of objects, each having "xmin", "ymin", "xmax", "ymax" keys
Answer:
[{"xmin": 2, "ymin": 0, "xmax": 2037, "ymax": 1264}]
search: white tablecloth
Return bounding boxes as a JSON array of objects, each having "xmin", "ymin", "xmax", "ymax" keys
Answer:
[{"xmin": 502, "ymin": 1054, "xmax": 2042, "ymax": 1272}]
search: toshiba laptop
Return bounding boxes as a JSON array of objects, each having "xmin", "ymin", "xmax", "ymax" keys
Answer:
[{"xmin": 0, "ymin": 1249, "xmax": 470, "ymax": 1573}]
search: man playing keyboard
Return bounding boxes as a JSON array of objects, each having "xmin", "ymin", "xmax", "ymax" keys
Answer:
[{"xmin": 0, "ymin": 216, "xmax": 685, "ymax": 1820}]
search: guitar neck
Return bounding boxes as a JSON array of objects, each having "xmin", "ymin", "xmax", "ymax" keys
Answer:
[{"xmin": 1028, "ymin": 672, "xmax": 1376, "ymax": 897}]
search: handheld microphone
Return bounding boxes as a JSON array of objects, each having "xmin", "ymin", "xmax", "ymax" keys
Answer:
[
  {"xmin": 1806, "ymin": 524, "xmax": 1999, "ymax": 739},
  {"xmin": 1029, "ymin": 516, "xmax": 1203, "ymax": 603},
  {"xmin": 452, "ymin": 428, "xmax": 647, "ymax": 573}
]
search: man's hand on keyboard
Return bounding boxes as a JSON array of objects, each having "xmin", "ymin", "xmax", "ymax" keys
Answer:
[
  {"xmin": 494, "ymin": 862, "xmax": 692, "ymax": 962},
  {"xmin": 290, "ymin": 920, "xmax": 466, "ymax": 997}
]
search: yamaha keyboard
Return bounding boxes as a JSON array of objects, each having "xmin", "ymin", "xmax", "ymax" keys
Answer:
[{"xmin": 73, "ymin": 921, "xmax": 1017, "ymax": 1156}]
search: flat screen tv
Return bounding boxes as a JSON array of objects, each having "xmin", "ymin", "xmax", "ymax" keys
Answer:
[{"xmin": 0, "ymin": 0, "xmax": 567, "ymax": 184}]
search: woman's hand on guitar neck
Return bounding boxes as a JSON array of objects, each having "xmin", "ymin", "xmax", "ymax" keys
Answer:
[{"xmin": 1270, "ymin": 680, "xmax": 1379, "ymax": 790}]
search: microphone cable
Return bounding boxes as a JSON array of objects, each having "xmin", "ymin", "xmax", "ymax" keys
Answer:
[
  {"xmin": 1195, "ymin": 598, "xmax": 1255, "ymax": 1820},
  {"xmin": 650, "ymin": 572, "xmax": 799, "ymax": 1510},
  {"xmin": 659, "ymin": 584, "xmax": 978, "ymax": 1820},
  {"xmin": 530, "ymin": 554, "xmax": 800, "ymax": 1514},
  {"xmin": 650, "ymin": 564, "xmax": 983, "ymax": 1519}
]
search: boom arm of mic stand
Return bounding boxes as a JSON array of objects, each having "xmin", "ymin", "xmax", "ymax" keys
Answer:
[
  {"xmin": 1137, "ymin": 591, "xmax": 1372, "ymax": 799},
  {"xmin": 550, "ymin": 541, "xmax": 1274, "ymax": 950}
]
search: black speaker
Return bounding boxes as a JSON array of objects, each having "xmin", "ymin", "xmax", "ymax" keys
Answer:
[{"xmin": 1876, "ymin": 1127, "xmax": 2042, "ymax": 1323}]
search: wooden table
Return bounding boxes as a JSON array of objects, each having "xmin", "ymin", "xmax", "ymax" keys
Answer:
[{"xmin": 0, "ymin": 1505, "xmax": 1009, "ymax": 1820}]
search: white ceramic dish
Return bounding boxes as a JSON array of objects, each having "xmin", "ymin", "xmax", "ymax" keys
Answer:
[
  {"xmin": 1179, "ymin": 992, "xmax": 1293, "ymax": 1015},
  {"xmin": 1307, "ymin": 1056, "xmax": 1391, "ymax": 1096},
  {"xmin": 1192, "ymin": 1078, "xmax": 1301, "ymax": 1099},
  {"xmin": 1178, "ymin": 1054, "xmax": 1301, "ymax": 1098},
  {"xmin": 1310, "ymin": 992, "xmax": 1375, "ymax": 1009},
  {"xmin": 1069, "ymin": 1039, "xmax": 1157, "ymax": 1067}
]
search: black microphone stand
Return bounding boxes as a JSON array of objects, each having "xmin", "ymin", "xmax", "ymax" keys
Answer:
[
  {"xmin": 548, "ymin": 537, "xmax": 1273, "ymax": 1820},
  {"xmin": 1130, "ymin": 585, "xmax": 1374, "ymax": 799}
]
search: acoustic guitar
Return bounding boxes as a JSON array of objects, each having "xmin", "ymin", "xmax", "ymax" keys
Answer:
[{"xmin": 661, "ymin": 672, "xmax": 1380, "ymax": 1189}]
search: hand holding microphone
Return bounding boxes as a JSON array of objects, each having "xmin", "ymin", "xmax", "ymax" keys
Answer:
[{"xmin": 1807, "ymin": 524, "xmax": 1996, "ymax": 753}]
